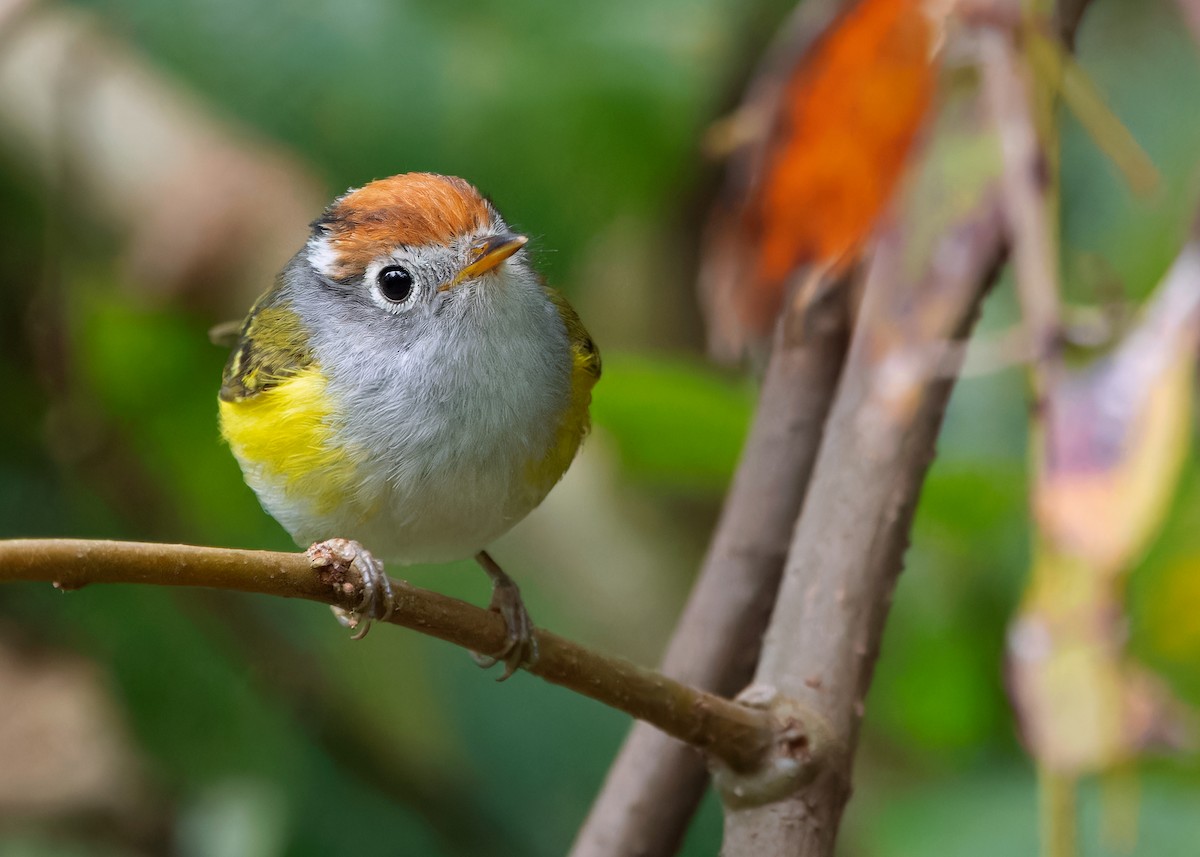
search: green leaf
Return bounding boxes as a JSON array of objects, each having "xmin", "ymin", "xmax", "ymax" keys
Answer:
[{"xmin": 589, "ymin": 353, "xmax": 753, "ymax": 491}]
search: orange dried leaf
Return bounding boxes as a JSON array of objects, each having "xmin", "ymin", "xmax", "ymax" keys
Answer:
[{"xmin": 740, "ymin": 0, "xmax": 939, "ymax": 337}]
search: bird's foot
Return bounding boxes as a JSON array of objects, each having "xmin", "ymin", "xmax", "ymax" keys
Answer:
[
  {"xmin": 308, "ymin": 538, "xmax": 395, "ymax": 640},
  {"xmin": 471, "ymin": 551, "xmax": 538, "ymax": 681}
]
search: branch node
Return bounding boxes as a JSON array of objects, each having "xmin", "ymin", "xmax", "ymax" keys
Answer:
[
  {"xmin": 306, "ymin": 538, "xmax": 364, "ymax": 600},
  {"xmin": 711, "ymin": 684, "xmax": 837, "ymax": 808}
]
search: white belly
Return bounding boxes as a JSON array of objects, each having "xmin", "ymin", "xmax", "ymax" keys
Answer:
[{"xmin": 299, "ymin": 452, "xmax": 542, "ymax": 564}]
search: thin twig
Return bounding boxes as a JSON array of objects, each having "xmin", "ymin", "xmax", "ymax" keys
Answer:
[
  {"xmin": 0, "ymin": 538, "xmax": 814, "ymax": 775},
  {"xmin": 980, "ymin": 22, "xmax": 1064, "ymax": 397},
  {"xmin": 1025, "ymin": 33, "xmax": 1159, "ymax": 196}
]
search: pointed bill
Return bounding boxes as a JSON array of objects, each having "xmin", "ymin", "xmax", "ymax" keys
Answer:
[{"xmin": 444, "ymin": 233, "xmax": 529, "ymax": 290}]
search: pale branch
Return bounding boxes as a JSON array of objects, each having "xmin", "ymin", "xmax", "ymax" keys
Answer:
[
  {"xmin": 576, "ymin": 3, "xmax": 1094, "ymax": 854},
  {"xmin": 718, "ymin": 49, "xmax": 1009, "ymax": 847},
  {"xmin": 0, "ymin": 0, "xmax": 323, "ymax": 313},
  {"xmin": 0, "ymin": 538, "xmax": 825, "ymax": 775},
  {"xmin": 570, "ymin": 286, "xmax": 851, "ymax": 857},
  {"xmin": 570, "ymin": 0, "xmax": 854, "ymax": 850},
  {"xmin": 721, "ymin": 204, "xmax": 1004, "ymax": 857}
]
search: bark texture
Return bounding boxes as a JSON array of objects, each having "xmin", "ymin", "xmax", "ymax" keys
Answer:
[
  {"xmin": 570, "ymin": 289, "xmax": 850, "ymax": 857},
  {"xmin": 720, "ymin": 191, "xmax": 1004, "ymax": 855}
]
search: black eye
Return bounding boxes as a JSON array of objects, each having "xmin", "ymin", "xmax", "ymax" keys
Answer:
[{"xmin": 377, "ymin": 266, "xmax": 414, "ymax": 303}]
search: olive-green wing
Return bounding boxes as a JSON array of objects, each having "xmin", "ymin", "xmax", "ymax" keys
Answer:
[
  {"xmin": 219, "ymin": 302, "xmax": 314, "ymax": 402},
  {"xmin": 545, "ymin": 286, "xmax": 601, "ymax": 385}
]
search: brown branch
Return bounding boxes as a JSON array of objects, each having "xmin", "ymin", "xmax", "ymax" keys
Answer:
[
  {"xmin": 568, "ymin": 0, "xmax": 855, "ymax": 849},
  {"xmin": 570, "ymin": 287, "xmax": 851, "ymax": 857},
  {"xmin": 722, "ymin": 221, "xmax": 1002, "ymax": 855},
  {"xmin": 718, "ymin": 88, "xmax": 1007, "ymax": 853},
  {"xmin": 574, "ymin": 3, "xmax": 1093, "ymax": 853},
  {"xmin": 0, "ymin": 538, "xmax": 826, "ymax": 775}
]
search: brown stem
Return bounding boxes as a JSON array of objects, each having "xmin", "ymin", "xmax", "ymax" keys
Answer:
[
  {"xmin": 720, "ymin": 153, "xmax": 1005, "ymax": 854},
  {"xmin": 0, "ymin": 538, "xmax": 807, "ymax": 774},
  {"xmin": 573, "ymin": 3, "xmax": 1092, "ymax": 853},
  {"xmin": 570, "ymin": 286, "xmax": 850, "ymax": 857}
]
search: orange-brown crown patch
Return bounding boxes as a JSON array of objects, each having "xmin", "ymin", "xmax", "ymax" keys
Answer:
[{"xmin": 312, "ymin": 173, "xmax": 493, "ymax": 279}]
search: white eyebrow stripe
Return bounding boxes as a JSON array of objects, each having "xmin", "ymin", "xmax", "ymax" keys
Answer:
[{"xmin": 306, "ymin": 234, "xmax": 341, "ymax": 279}]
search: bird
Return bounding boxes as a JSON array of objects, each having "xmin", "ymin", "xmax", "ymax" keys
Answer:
[{"xmin": 217, "ymin": 172, "xmax": 600, "ymax": 678}]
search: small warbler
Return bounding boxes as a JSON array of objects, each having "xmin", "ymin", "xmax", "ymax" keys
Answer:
[{"xmin": 218, "ymin": 173, "xmax": 600, "ymax": 677}]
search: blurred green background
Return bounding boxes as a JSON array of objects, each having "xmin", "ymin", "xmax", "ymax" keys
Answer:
[{"xmin": 0, "ymin": 0, "xmax": 1199, "ymax": 855}]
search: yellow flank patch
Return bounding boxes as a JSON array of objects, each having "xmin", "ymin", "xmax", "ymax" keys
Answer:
[
  {"xmin": 526, "ymin": 288, "xmax": 602, "ymax": 498},
  {"xmin": 525, "ymin": 356, "xmax": 594, "ymax": 497},
  {"xmin": 218, "ymin": 366, "xmax": 360, "ymax": 515}
]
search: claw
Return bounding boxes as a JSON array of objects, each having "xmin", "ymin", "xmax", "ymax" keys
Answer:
[
  {"xmin": 472, "ymin": 550, "xmax": 538, "ymax": 680},
  {"xmin": 308, "ymin": 539, "xmax": 394, "ymax": 639}
]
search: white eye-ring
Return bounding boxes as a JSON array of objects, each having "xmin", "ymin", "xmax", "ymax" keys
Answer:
[{"xmin": 367, "ymin": 261, "xmax": 423, "ymax": 313}]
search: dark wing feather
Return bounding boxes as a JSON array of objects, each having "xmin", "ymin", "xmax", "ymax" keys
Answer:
[{"xmin": 219, "ymin": 300, "xmax": 314, "ymax": 402}]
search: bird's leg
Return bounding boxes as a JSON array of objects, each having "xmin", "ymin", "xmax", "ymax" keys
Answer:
[
  {"xmin": 307, "ymin": 538, "xmax": 395, "ymax": 640},
  {"xmin": 471, "ymin": 550, "xmax": 538, "ymax": 681}
]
